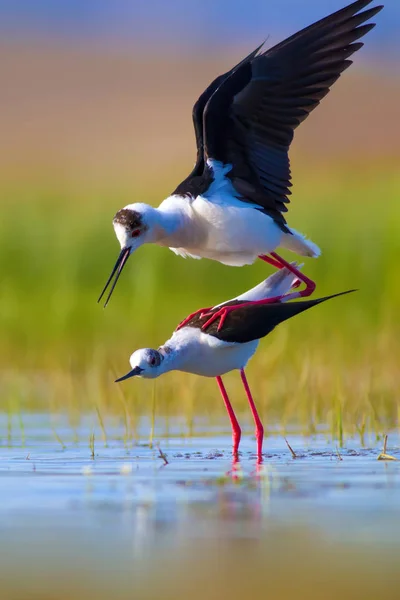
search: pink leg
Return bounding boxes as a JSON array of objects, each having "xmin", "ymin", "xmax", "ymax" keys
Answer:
[
  {"xmin": 240, "ymin": 369, "xmax": 264, "ymax": 462},
  {"xmin": 259, "ymin": 254, "xmax": 301, "ymax": 289},
  {"xmin": 258, "ymin": 254, "xmax": 285, "ymax": 270},
  {"xmin": 200, "ymin": 293, "xmax": 284, "ymax": 332},
  {"xmin": 183, "ymin": 251, "xmax": 316, "ymax": 334},
  {"xmin": 176, "ymin": 305, "xmax": 212, "ymax": 331},
  {"xmin": 216, "ymin": 376, "xmax": 241, "ymax": 458},
  {"xmin": 267, "ymin": 252, "xmax": 316, "ymax": 300}
]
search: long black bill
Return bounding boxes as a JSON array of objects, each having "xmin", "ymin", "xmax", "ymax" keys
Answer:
[
  {"xmin": 98, "ymin": 247, "xmax": 131, "ymax": 307},
  {"xmin": 115, "ymin": 366, "xmax": 143, "ymax": 383}
]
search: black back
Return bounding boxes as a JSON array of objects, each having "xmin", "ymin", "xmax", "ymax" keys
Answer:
[{"xmin": 183, "ymin": 291, "xmax": 354, "ymax": 344}]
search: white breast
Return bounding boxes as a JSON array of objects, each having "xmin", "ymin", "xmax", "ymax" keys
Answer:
[
  {"xmin": 164, "ymin": 327, "xmax": 259, "ymax": 377},
  {"xmin": 190, "ymin": 196, "xmax": 283, "ymax": 265},
  {"xmin": 161, "ymin": 160, "xmax": 283, "ymax": 266}
]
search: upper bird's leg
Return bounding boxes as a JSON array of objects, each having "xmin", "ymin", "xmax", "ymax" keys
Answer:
[
  {"xmin": 200, "ymin": 294, "xmax": 284, "ymax": 332},
  {"xmin": 268, "ymin": 252, "xmax": 316, "ymax": 300},
  {"xmin": 191, "ymin": 252, "xmax": 316, "ymax": 334},
  {"xmin": 176, "ymin": 305, "xmax": 212, "ymax": 331},
  {"xmin": 200, "ymin": 254, "xmax": 303, "ymax": 332},
  {"xmin": 258, "ymin": 254, "xmax": 301, "ymax": 289},
  {"xmin": 216, "ymin": 376, "xmax": 241, "ymax": 459},
  {"xmin": 258, "ymin": 254, "xmax": 286, "ymax": 270},
  {"xmin": 240, "ymin": 369, "xmax": 264, "ymax": 462}
]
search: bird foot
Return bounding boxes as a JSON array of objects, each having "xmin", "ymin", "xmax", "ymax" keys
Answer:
[
  {"xmin": 201, "ymin": 295, "xmax": 284, "ymax": 332},
  {"xmin": 175, "ymin": 306, "xmax": 212, "ymax": 331},
  {"xmin": 176, "ymin": 260, "xmax": 305, "ymax": 333}
]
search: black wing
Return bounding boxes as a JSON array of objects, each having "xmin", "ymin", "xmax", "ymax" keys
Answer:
[
  {"xmin": 202, "ymin": 0, "xmax": 383, "ymax": 230},
  {"xmin": 172, "ymin": 44, "xmax": 264, "ymax": 198},
  {"xmin": 185, "ymin": 291, "xmax": 355, "ymax": 344}
]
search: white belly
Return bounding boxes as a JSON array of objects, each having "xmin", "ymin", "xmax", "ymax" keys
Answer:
[
  {"xmin": 170, "ymin": 196, "xmax": 283, "ymax": 266},
  {"xmin": 159, "ymin": 159, "xmax": 319, "ymax": 265},
  {"xmin": 176, "ymin": 336, "xmax": 259, "ymax": 377}
]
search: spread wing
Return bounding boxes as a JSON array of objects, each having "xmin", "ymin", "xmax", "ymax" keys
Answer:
[
  {"xmin": 172, "ymin": 43, "xmax": 264, "ymax": 198},
  {"xmin": 203, "ymin": 0, "xmax": 382, "ymax": 228},
  {"xmin": 173, "ymin": 0, "xmax": 382, "ymax": 230}
]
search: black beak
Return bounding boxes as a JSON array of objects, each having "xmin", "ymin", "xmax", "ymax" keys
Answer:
[
  {"xmin": 115, "ymin": 366, "xmax": 143, "ymax": 383},
  {"xmin": 98, "ymin": 247, "xmax": 131, "ymax": 307}
]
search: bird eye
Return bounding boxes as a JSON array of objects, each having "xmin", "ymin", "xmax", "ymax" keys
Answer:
[
  {"xmin": 148, "ymin": 353, "xmax": 161, "ymax": 367},
  {"xmin": 131, "ymin": 229, "xmax": 141, "ymax": 238}
]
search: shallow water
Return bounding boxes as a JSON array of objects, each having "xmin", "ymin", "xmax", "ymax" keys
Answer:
[{"xmin": 1, "ymin": 414, "xmax": 400, "ymax": 599}]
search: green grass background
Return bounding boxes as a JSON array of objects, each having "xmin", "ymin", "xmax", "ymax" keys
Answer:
[{"xmin": 1, "ymin": 164, "xmax": 399, "ymax": 439}]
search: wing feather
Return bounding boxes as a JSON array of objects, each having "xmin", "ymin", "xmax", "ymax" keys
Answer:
[
  {"xmin": 201, "ymin": 0, "xmax": 383, "ymax": 229},
  {"xmin": 185, "ymin": 291, "xmax": 354, "ymax": 344},
  {"xmin": 172, "ymin": 44, "xmax": 264, "ymax": 196}
]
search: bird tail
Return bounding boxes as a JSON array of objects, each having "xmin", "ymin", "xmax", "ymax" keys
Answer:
[
  {"xmin": 208, "ymin": 289, "xmax": 356, "ymax": 345},
  {"xmin": 281, "ymin": 228, "xmax": 321, "ymax": 258},
  {"xmin": 262, "ymin": 289, "xmax": 356, "ymax": 331}
]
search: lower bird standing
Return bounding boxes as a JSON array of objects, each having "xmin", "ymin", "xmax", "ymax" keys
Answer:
[{"xmin": 116, "ymin": 266, "xmax": 353, "ymax": 461}]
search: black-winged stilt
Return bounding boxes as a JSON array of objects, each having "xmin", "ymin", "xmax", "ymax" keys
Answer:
[
  {"xmin": 115, "ymin": 266, "xmax": 353, "ymax": 460},
  {"xmin": 99, "ymin": 0, "xmax": 382, "ymax": 315}
]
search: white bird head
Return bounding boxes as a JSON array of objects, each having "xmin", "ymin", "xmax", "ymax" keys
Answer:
[
  {"xmin": 98, "ymin": 203, "xmax": 158, "ymax": 307},
  {"xmin": 113, "ymin": 204, "xmax": 158, "ymax": 251},
  {"xmin": 115, "ymin": 348, "xmax": 164, "ymax": 382}
]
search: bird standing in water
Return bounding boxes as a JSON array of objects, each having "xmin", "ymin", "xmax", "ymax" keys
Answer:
[
  {"xmin": 99, "ymin": 0, "xmax": 382, "ymax": 329},
  {"xmin": 116, "ymin": 266, "xmax": 353, "ymax": 460}
]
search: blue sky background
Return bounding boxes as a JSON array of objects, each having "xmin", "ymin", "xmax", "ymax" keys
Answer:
[{"xmin": 0, "ymin": 0, "xmax": 398, "ymax": 61}]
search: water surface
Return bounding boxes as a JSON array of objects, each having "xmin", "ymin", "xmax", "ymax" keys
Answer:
[{"xmin": 1, "ymin": 415, "xmax": 399, "ymax": 599}]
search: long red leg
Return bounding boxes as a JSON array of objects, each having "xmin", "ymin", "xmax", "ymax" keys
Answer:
[
  {"xmin": 200, "ymin": 293, "xmax": 284, "ymax": 332},
  {"xmin": 267, "ymin": 252, "xmax": 316, "ymax": 299},
  {"xmin": 259, "ymin": 254, "xmax": 301, "ymax": 289},
  {"xmin": 240, "ymin": 369, "xmax": 264, "ymax": 462},
  {"xmin": 258, "ymin": 254, "xmax": 285, "ymax": 270},
  {"xmin": 176, "ymin": 305, "xmax": 212, "ymax": 331},
  {"xmin": 183, "ymin": 252, "xmax": 316, "ymax": 334},
  {"xmin": 216, "ymin": 376, "xmax": 241, "ymax": 458}
]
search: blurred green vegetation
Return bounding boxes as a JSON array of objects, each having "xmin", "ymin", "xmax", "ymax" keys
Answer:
[{"xmin": 1, "ymin": 164, "xmax": 399, "ymax": 438}]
